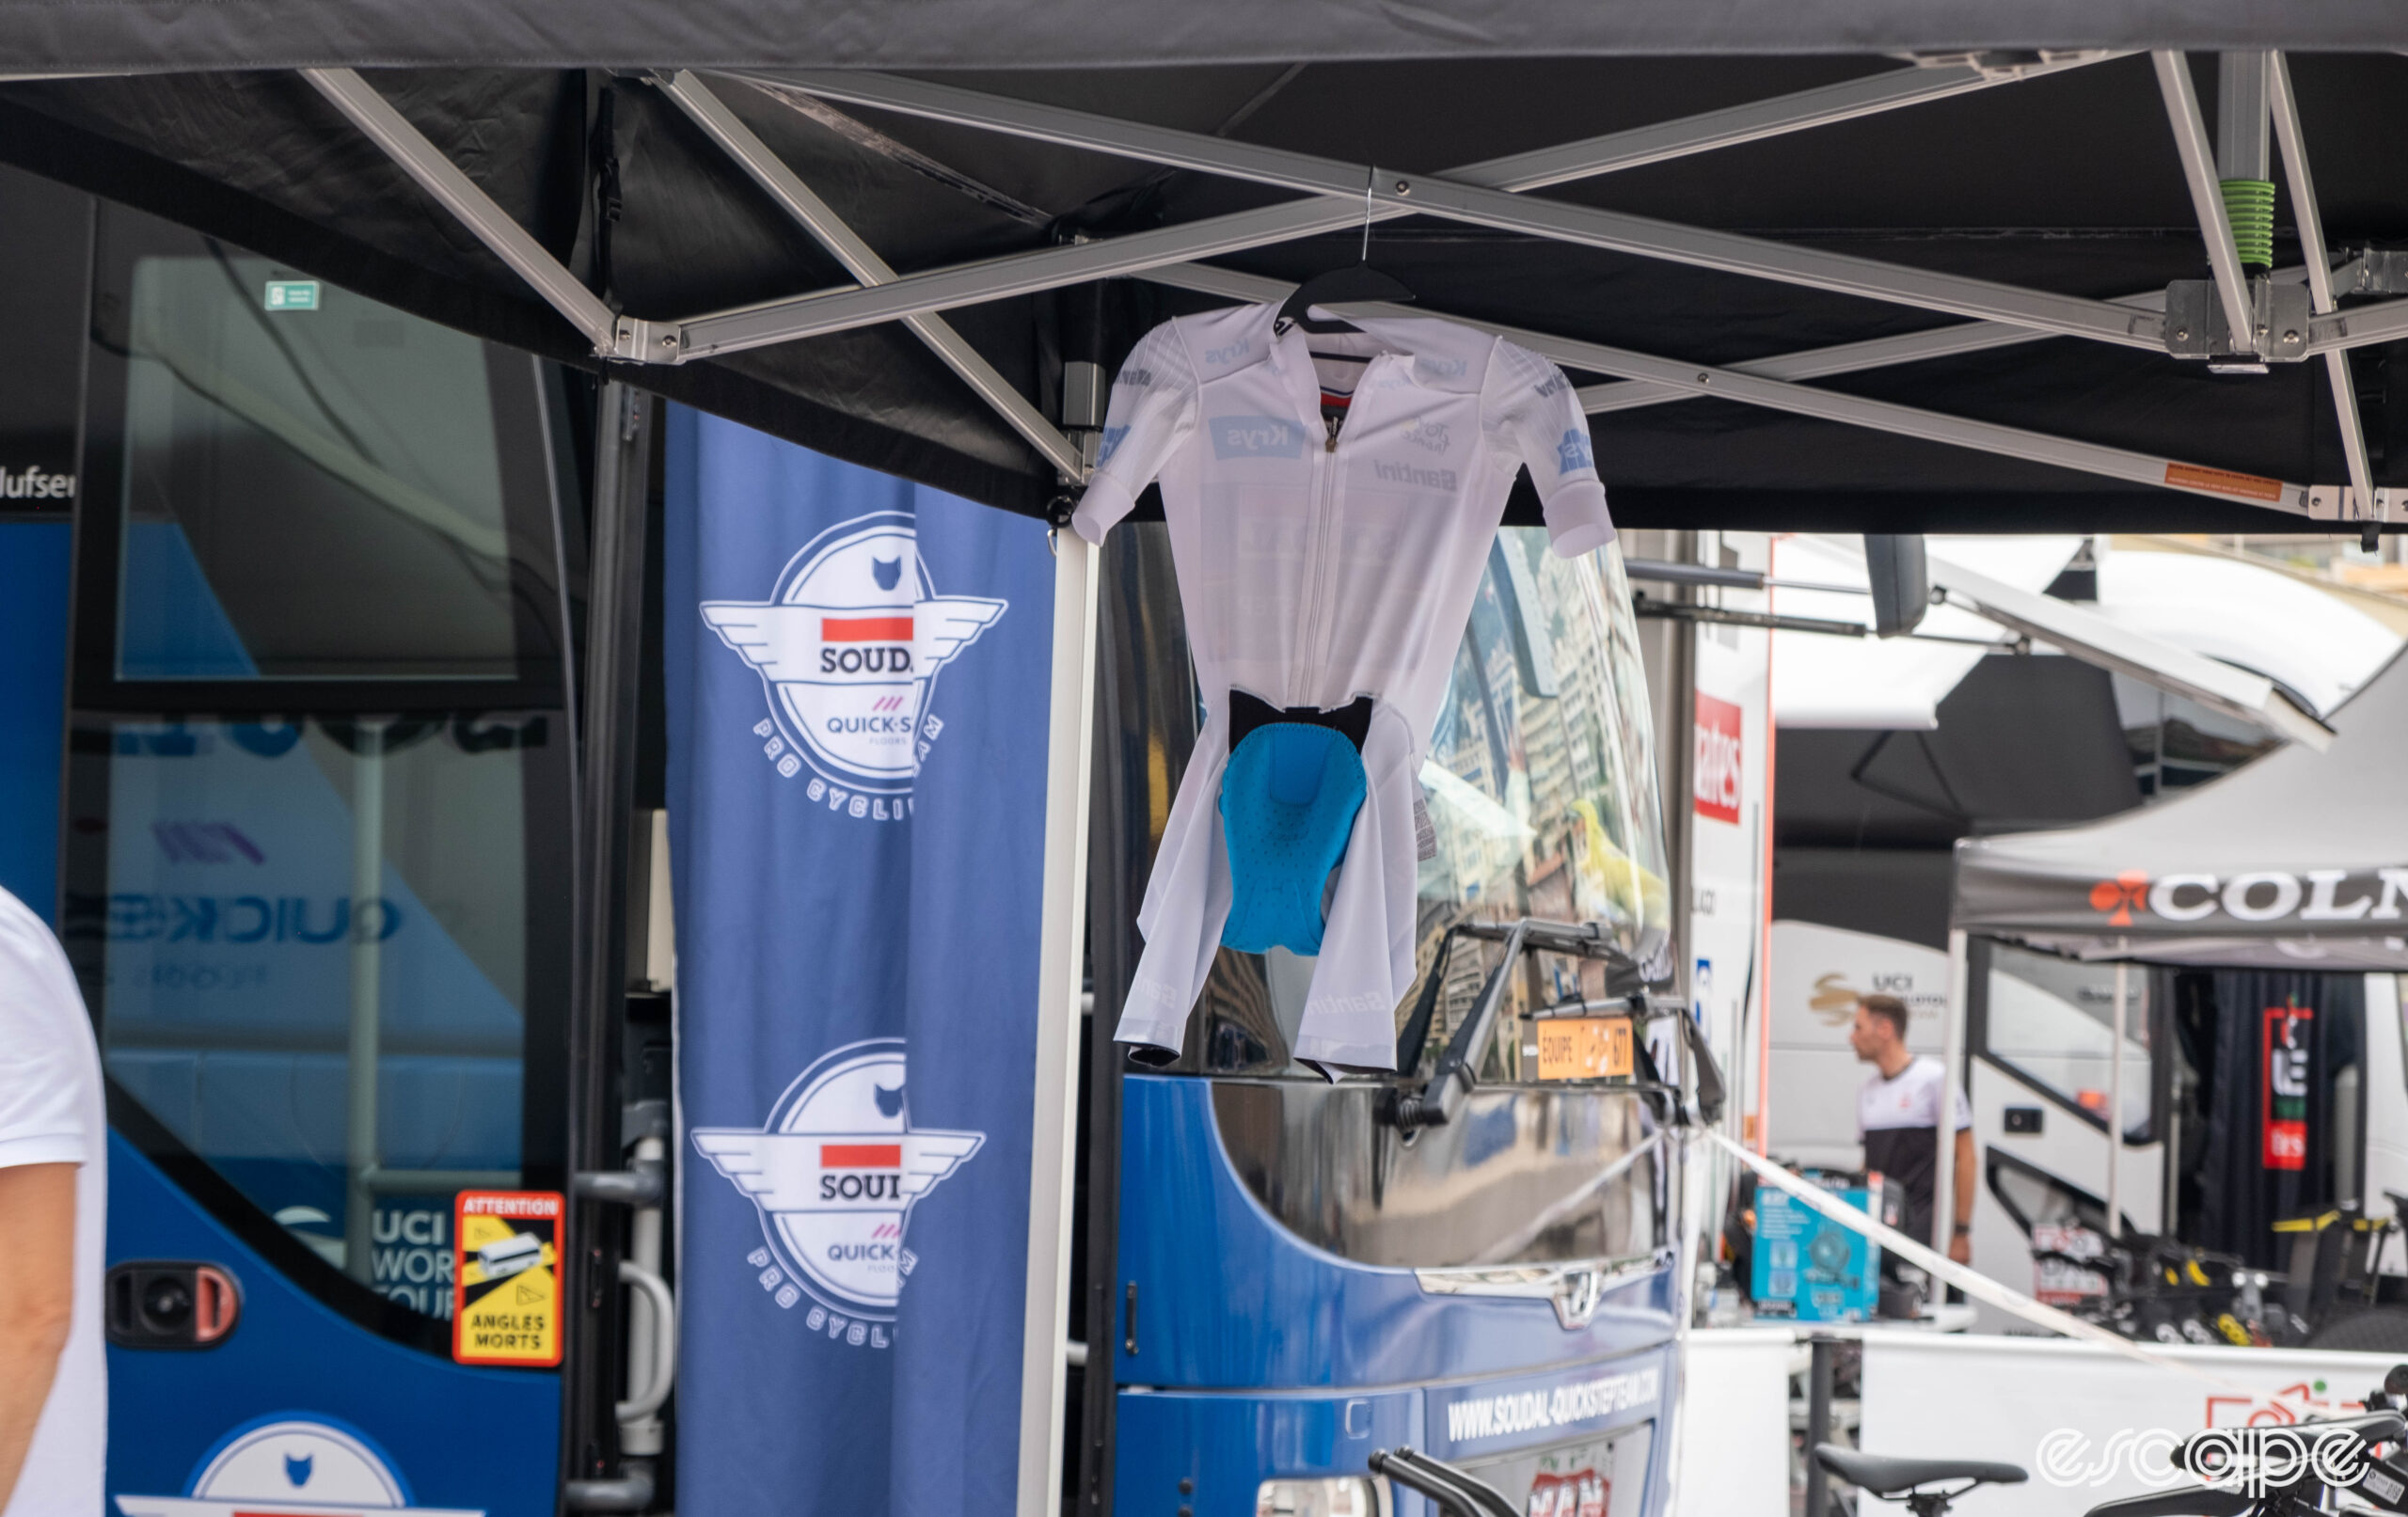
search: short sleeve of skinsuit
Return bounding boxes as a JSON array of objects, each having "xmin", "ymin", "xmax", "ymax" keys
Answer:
[{"xmin": 1071, "ymin": 323, "xmax": 1198, "ymax": 545}]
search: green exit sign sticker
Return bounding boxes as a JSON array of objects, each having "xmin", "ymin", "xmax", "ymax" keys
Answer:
[{"xmin": 263, "ymin": 279, "xmax": 321, "ymax": 311}]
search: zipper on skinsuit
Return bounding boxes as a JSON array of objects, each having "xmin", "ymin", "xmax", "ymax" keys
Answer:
[{"xmin": 1291, "ymin": 353, "xmax": 1380, "ymax": 707}]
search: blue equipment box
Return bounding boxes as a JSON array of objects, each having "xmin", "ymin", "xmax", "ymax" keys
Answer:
[{"xmin": 1751, "ymin": 1177, "xmax": 1883, "ymax": 1322}]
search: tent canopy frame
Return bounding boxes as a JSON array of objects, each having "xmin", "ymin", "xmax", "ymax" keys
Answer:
[{"xmin": 231, "ymin": 49, "xmax": 2408, "ymax": 529}]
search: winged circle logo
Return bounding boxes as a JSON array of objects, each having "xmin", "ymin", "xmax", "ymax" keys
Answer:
[
  {"xmin": 114, "ymin": 1413, "xmax": 479, "ymax": 1517},
  {"xmin": 691, "ymin": 1039, "xmax": 982, "ymax": 1350},
  {"xmin": 702, "ymin": 511, "xmax": 1006, "ymax": 822}
]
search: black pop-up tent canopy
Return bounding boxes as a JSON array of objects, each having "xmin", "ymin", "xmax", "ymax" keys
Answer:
[
  {"xmin": 1954, "ymin": 647, "xmax": 2408, "ymax": 971},
  {"xmin": 6, "ymin": 24, "xmax": 2408, "ymax": 529}
]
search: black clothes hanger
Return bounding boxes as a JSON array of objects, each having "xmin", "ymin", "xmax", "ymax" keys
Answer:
[
  {"xmin": 1276, "ymin": 262, "xmax": 1417, "ymax": 336},
  {"xmin": 1275, "ymin": 170, "xmax": 1418, "ymax": 336}
]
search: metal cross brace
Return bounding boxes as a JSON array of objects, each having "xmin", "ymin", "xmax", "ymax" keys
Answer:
[
  {"xmin": 652, "ymin": 70, "xmax": 1084, "ymax": 477},
  {"xmin": 2270, "ymin": 53, "xmax": 2381, "ymax": 519},
  {"xmin": 2154, "ymin": 52, "xmax": 2263, "ymax": 359},
  {"xmin": 702, "ymin": 63, "xmax": 2161, "ymax": 358},
  {"xmin": 1143, "ymin": 260, "xmax": 2317, "ymax": 516},
  {"xmin": 301, "ymin": 57, "xmax": 2364, "ymax": 519},
  {"xmin": 303, "ymin": 55, "xmax": 2118, "ymax": 481}
]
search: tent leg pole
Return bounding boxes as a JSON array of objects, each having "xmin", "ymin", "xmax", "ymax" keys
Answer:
[
  {"xmin": 1935, "ymin": 930, "xmax": 1968, "ymax": 1258},
  {"xmin": 1018, "ymin": 530, "xmax": 1101, "ymax": 1517},
  {"xmin": 2153, "ymin": 53, "xmax": 2261, "ymax": 358},
  {"xmin": 2109, "ymin": 959, "xmax": 2128, "ymax": 1240},
  {"xmin": 2270, "ymin": 54, "xmax": 2381, "ymax": 521}
]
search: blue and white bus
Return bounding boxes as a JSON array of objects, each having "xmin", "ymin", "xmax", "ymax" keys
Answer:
[{"xmin": 0, "ymin": 167, "xmax": 1693, "ymax": 1517}]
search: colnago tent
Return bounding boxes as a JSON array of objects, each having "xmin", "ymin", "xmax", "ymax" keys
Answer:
[
  {"xmin": 1953, "ymin": 647, "xmax": 2408, "ymax": 970},
  {"xmin": 5, "ymin": 38, "xmax": 2408, "ymax": 530}
]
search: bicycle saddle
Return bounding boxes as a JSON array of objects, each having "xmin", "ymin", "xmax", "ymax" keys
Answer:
[
  {"xmin": 2079, "ymin": 1490, "xmax": 2251, "ymax": 1517},
  {"xmin": 1814, "ymin": 1446, "xmax": 2029, "ymax": 1496}
]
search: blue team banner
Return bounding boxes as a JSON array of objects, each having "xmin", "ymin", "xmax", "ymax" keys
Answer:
[{"xmin": 664, "ymin": 406, "xmax": 1056, "ymax": 1514}]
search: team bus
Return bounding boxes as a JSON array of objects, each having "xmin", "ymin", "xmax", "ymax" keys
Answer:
[{"xmin": 0, "ymin": 167, "xmax": 1697, "ymax": 1516}]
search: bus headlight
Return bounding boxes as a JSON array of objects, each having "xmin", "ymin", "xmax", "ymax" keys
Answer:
[{"xmin": 1256, "ymin": 1477, "xmax": 1380, "ymax": 1517}]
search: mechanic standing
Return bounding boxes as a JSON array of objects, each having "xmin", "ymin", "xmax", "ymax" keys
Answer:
[
  {"xmin": 1850, "ymin": 992, "xmax": 1975, "ymax": 1266},
  {"xmin": 0, "ymin": 884, "xmax": 104, "ymax": 1512}
]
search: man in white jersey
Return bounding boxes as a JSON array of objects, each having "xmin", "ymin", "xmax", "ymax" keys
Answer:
[
  {"xmin": 0, "ymin": 884, "xmax": 105, "ymax": 1512},
  {"xmin": 1851, "ymin": 992, "xmax": 1974, "ymax": 1264}
]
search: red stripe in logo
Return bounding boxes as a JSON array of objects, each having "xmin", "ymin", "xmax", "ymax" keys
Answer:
[
  {"xmin": 822, "ymin": 1144, "xmax": 902, "ymax": 1168},
  {"xmin": 822, "ymin": 616, "xmax": 913, "ymax": 642}
]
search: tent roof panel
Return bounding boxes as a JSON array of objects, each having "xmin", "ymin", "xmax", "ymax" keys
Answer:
[{"xmin": 8, "ymin": 2, "xmax": 2408, "ymax": 74}]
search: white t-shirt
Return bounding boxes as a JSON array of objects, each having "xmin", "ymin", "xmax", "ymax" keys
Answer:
[
  {"xmin": 1076, "ymin": 302, "xmax": 1612, "ymax": 1067},
  {"xmin": 0, "ymin": 886, "xmax": 105, "ymax": 1515}
]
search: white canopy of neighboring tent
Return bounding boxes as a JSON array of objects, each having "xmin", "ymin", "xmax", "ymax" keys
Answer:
[
  {"xmin": 1770, "ymin": 535, "xmax": 2404, "ymax": 730},
  {"xmin": 1769, "ymin": 534, "xmax": 2081, "ymax": 729},
  {"xmin": 1953, "ymin": 645, "xmax": 2408, "ymax": 971},
  {"xmin": 2094, "ymin": 547, "xmax": 2402, "ymax": 719}
]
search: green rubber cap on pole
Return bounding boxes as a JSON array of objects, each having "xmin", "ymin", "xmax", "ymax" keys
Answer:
[{"xmin": 2220, "ymin": 178, "xmax": 2276, "ymax": 269}]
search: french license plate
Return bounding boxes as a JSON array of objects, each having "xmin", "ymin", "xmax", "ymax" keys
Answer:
[{"xmin": 1534, "ymin": 1018, "xmax": 1632, "ymax": 1081}]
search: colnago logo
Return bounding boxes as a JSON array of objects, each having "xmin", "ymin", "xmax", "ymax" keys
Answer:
[
  {"xmin": 1443, "ymin": 1366, "xmax": 1660, "ymax": 1445},
  {"xmin": 701, "ymin": 512, "xmax": 1006, "ymax": 821},
  {"xmin": 1693, "ymin": 692, "xmax": 1743, "ymax": 824},
  {"xmin": 691, "ymin": 1039, "xmax": 983, "ymax": 1349},
  {"xmin": 1210, "ymin": 414, "xmax": 1304, "ymax": 459},
  {"xmin": 2085, "ymin": 868, "xmax": 2408, "ymax": 927},
  {"xmin": 1372, "ymin": 459, "xmax": 1460, "ymax": 491},
  {"xmin": 114, "ymin": 1413, "xmax": 481, "ymax": 1517}
]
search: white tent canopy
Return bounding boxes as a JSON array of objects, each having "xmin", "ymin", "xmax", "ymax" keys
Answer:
[
  {"xmin": 1771, "ymin": 534, "xmax": 2402, "ymax": 730},
  {"xmin": 1952, "ymin": 646, "xmax": 2408, "ymax": 970}
]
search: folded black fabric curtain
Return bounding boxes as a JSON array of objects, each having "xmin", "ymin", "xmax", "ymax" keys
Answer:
[{"xmin": 2178, "ymin": 970, "xmax": 2364, "ymax": 1268}]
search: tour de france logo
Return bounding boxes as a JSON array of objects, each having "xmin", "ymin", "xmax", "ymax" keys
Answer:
[
  {"xmin": 702, "ymin": 511, "xmax": 1006, "ymax": 822},
  {"xmin": 690, "ymin": 1039, "xmax": 983, "ymax": 1351}
]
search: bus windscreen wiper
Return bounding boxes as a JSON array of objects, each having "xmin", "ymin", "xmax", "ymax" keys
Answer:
[
  {"xmin": 1386, "ymin": 917, "xmax": 1648, "ymax": 1131},
  {"xmin": 1369, "ymin": 1446, "xmax": 1518, "ymax": 1517}
]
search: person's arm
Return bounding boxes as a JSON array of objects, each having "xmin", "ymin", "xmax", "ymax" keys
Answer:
[
  {"xmin": 0, "ymin": 1162, "xmax": 74, "ymax": 1507},
  {"xmin": 1949, "ymin": 1127, "xmax": 1977, "ymax": 1264}
]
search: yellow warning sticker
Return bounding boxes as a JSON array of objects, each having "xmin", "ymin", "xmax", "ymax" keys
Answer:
[
  {"xmin": 2163, "ymin": 461, "xmax": 2286, "ymax": 502},
  {"xmin": 453, "ymin": 1190, "xmax": 564, "ymax": 1367}
]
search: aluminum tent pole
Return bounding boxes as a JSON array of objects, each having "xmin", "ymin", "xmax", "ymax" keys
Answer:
[
  {"xmin": 1017, "ymin": 531, "xmax": 1101, "ymax": 1517},
  {"xmin": 2269, "ymin": 55, "xmax": 2381, "ymax": 518},
  {"xmin": 2153, "ymin": 54, "xmax": 2262, "ymax": 357},
  {"xmin": 654, "ymin": 71, "xmax": 1085, "ymax": 478},
  {"xmin": 303, "ymin": 69, "xmax": 619, "ymax": 354},
  {"xmin": 1144, "ymin": 261, "xmax": 2319, "ymax": 515},
  {"xmin": 1935, "ymin": 930, "xmax": 1969, "ymax": 1257},
  {"xmin": 2109, "ymin": 958, "xmax": 2129, "ymax": 1240},
  {"xmin": 669, "ymin": 67, "xmax": 2159, "ymax": 361}
]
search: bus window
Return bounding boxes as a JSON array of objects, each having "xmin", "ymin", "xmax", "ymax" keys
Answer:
[
  {"xmin": 92, "ymin": 218, "xmax": 563, "ymax": 685},
  {"xmin": 67, "ymin": 203, "xmax": 574, "ymax": 1349}
]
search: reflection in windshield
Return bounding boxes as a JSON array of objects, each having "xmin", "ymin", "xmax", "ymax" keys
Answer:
[{"xmin": 1136, "ymin": 527, "xmax": 1671, "ymax": 1075}]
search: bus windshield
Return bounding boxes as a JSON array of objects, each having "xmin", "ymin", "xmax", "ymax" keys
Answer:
[{"xmin": 1102, "ymin": 526, "xmax": 1670, "ymax": 1078}]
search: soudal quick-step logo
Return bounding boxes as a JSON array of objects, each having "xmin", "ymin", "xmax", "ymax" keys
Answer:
[
  {"xmin": 702, "ymin": 512, "xmax": 1006, "ymax": 821},
  {"xmin": 114, "ymin": 1413, "xmax": 480, "ymax": 1516},
  {"xmin": 690, "ymin": 1039, "xmax": 982, "ymax": 1350},
  {"xmin": 2087, "ymin": 868, "xmax": 2408, "ymax": 927}
]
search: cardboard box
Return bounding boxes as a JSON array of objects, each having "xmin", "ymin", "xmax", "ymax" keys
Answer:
[{"xmin": 1751, "ymin": 1177, "xmax": 1883, "ymax": 1322}]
